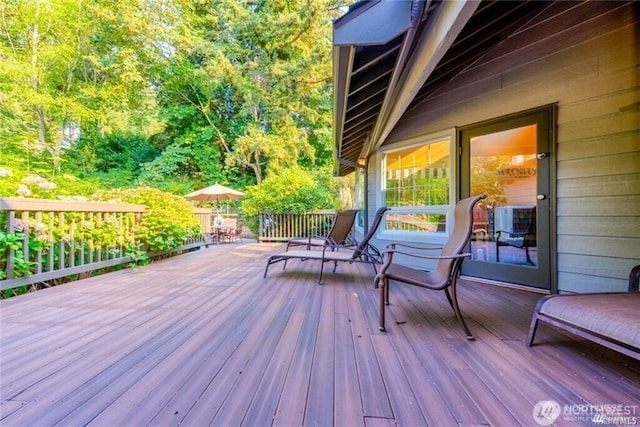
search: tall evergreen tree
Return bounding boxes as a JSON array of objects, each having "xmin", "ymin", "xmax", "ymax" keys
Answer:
[{"xmin": 155, "ymin": 0, "xmax": 342, "ymax": 185}]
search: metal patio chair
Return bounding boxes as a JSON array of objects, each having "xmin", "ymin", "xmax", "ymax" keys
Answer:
[
  {"xmin": 375, "ymin": 195, "xmax": 486, "ymax": 339},
  {"xmin": 285, "ymin": 209, "xmax": 358, "ymax": 251},
  {"xmin": 265, "ymin": 207, "xmax": 389, "ymax": 284}
]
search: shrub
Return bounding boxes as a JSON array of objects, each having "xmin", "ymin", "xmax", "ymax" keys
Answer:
[
  {"xmin": 92, "ymin": 187, "xmax": 201, "ymax": 252},
  {"xmin": 240, "ymin": 165, "xmax": 338, "ymax": 233},
  {"xmin": 0, "ymin": 167, "xmax": 102, "ymax": 199}
]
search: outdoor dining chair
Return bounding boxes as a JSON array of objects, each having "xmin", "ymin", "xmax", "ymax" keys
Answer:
[{"xmin": 375, "ymin": 195, "xmax": 486, "ymax": 339}]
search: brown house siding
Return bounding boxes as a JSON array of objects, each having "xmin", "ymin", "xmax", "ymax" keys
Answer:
[{"xmin": 380, "ymin": 1, "xmax": 639, "ymax": 293}]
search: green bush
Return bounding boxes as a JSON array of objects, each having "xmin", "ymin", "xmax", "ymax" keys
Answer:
[
  {"xmin": 0, "ymin": 224, "xmax": 46, "ymax": 297},
  {"xmin": 0, "ymin": 168, "xmax": 102, "ymax": 199},
  {"xmin": 92, "ymin": 187, "xmax": 201, "ymax": 252},
  {"xmin": 240, "ymin": 165, "xmax": 338, "ymax": 233}
]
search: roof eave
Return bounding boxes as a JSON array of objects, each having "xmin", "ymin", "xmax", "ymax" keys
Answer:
[
  {"xmin": 368, "ymin": 0, "xmax": 481, "ymax": 153},
  {"xmin": 332, "ymin": 0, "xmax": 415, "ymax": 176},
  {"xmin": 332, "ymin": 0, "xmax": 481, "ymax": 176},
  {"xmin": 333, "ymin": 1, "xmax": 412, "ymax": 46}
]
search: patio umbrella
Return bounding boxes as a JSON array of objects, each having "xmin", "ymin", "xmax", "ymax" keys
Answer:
[{"xmin": 184, "ymin": 183, "xmax": 246, "ymax": 203}]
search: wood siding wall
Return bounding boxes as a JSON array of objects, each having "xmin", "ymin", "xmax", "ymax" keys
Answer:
[{"xmin": 377, "ymin": 1, "xmax": 639, "ymax": 293}]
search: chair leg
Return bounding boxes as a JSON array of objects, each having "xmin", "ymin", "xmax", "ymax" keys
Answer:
[
  {"xmin": 527, "ymin": 297, "xmax": 547, "ymax": 346},
  {"xmin": 317, "ymin": 260, "xmax": 326, "ymax": 285},
  {"xmin": 379, "ymin": 277, "xmax": 387, "ymax": 331},
  {"xmin": 384, "ymin": 279, "xmax": 390, "ymax": 305},
  {"xmin": 525, "ymin": 247, "xmax": 534, "ymax": 266},
  {"xmin": 447, "ymin": 279, "xmax": 474, "ymax": 340},
  {"xmin": 527, "ymin": 317, "xmax": 540, "ymax": 347},
  {"xmin": 264, "ymin": 256, "xmax": 280, "ymax": 278},
  {"xmin": 444, "ymin": 287, "xmax": 454, "ymax": 309}
]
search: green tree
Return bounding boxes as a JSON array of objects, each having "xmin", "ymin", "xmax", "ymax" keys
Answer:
[
  {"xmin": 0, "ymin": 0, "xmax": 174, "ymax": 175},
  {"xmin": 154, "ymin": 0, "xmax": 341, "ymax": 185},
  {"xmin": 1, "ymin": 0, "xmax": 348, "ymax": 204}
]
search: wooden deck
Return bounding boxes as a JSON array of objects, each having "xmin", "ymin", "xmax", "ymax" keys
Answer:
[{"xmin": 1, "ymin": 243, "xmax": 638, "ymax": 426}]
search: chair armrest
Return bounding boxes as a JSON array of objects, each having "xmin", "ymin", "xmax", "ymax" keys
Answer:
[
  {"xmin": 382, "ymin": 248, "xmax": 471, "ymax": 261},
  {"xmin": 386, "ymin": 242, "xmax": 443, "ymax": 251},
  {"xmin": 630, "ymin": 264, "xmax": 640, "ymax": 292}
]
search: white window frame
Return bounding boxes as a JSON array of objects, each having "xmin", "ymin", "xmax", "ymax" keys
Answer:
[{"xmin": 376, "ymin": 128, "xmax": 457, "ymax": 245}]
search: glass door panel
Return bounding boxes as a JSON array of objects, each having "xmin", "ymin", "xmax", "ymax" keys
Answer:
[
  {"xmin": 459, "ymin": 106, "xmax": 554, "ymax": 290},
  {"xmin": 470, "ymin": 124, "xmax": 538, "ymax": 267}
]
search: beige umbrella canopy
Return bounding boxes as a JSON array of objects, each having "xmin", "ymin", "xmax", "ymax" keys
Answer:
[{"xmin": 184, "ymin": 183, "xmax": 245, "ymax": 202}]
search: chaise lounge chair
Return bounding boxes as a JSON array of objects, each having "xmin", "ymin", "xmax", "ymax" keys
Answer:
[
  {"xmin": 285, "ymin": 209, "xmax": 357, "ymax": 251},
  {"xmin": 527, "ymin": 264, "xmax": 640, "ymax": 360},
  {"xmin": 374, "ymin": 195, "xmax": 486, "ymax": 339},
  {"xmin": 264, "ymin": 207, "xmax": 389, "ymax": 284}
]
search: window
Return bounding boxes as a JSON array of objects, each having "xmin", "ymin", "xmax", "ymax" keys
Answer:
[{"xmin": 381, "ymin": 137, "xmax": 452, "ymax": 236}]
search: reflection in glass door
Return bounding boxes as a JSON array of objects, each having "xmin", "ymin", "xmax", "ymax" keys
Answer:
[
  {"xmin": 470, "ymin": 124, "xmax": 538, "ymax": 267},
  {"xmin": 459, "ymin": 106, "xmax": 554, "ymax": 290}
]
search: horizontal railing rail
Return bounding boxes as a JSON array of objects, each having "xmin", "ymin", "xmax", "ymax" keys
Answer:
[
  {"xmin": 0, "ymin": 198, "xmax": 211, "ymax": 293},
  {"xmin": 1, "ymin": 201, "xmax": 341, "ymax": 292},
  {"xmin": 258, "ymin": 210, "xmax": 337, "ymax": 242},
  {"xmin": 0, "ymin": 198, "xmax": 147, "ymax": 292}
]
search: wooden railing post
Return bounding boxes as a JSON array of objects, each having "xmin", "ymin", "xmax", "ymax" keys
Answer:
[{"xmin": 5, "ymin": 211, "xmax": 15, "ymax": 280}]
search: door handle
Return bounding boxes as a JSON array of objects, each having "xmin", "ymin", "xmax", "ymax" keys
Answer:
[
  {"xmin": 537, "ymin": 153, "xmax": 547, "ymax": 160},
  {"xmin": 537, "ymin": 194, "xmax": 546, "ymax": 200}
]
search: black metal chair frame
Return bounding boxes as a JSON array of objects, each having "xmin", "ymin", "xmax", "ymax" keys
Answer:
[
  {"xmin": 264, "ymin": 207, "xmax": 389, "ymax": 284},
  {"xmin": 375, "ymin": 195, "xmax": 486, "ymax": 340}
]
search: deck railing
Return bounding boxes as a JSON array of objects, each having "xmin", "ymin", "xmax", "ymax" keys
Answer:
[
  {"xmin": 0, "ymin": 198, "xmax": 150, "ymax": 292},
  {"xmin": 257, "ymin": 210, "xmax": 337, "ymax": 242},
  {"xmin": 1, "ymin": 200, "xmax": 340, "ymax": 292}
]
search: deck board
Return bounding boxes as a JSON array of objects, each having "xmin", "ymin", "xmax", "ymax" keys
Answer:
[
  {"xmin": 1, "ymin": 242, "xmax": 638, "ymax": 426},
  {"xmin": 334, "ymin": 287, "xmax": 365, "ymax": 427},
  {"xmin": 304, "ymin": 273, "xmax": 335, "ymax": 427},
  {"xmin": 346, "ymin": 278, "xmax": 393, "ymax": 421},
  {"xmin": 272, "ymin": 278, "xmax": 323, "ymax": 427}
]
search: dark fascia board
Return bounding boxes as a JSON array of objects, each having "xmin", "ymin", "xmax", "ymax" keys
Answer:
[
  {"xmin": 333, "ymin": 45, "xmax": 354, "ymax": 173},
  {"xmin": 334, "ymin": 0, "xmax": 413, "ymax": 46}
]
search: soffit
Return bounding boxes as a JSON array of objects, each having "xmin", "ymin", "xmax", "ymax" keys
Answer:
[{"xmin": 333, "ymin": 0, "xmax": 555, "ymax": 176}]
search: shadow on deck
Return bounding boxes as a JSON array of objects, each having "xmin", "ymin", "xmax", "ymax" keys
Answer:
[{"xmin": 1, "ymin": 243, "xmax": 638, "ymax": 426}]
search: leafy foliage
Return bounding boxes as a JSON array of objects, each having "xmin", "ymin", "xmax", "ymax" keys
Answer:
[
  {"xmin": 0, "ymin": 231, "xmax": 32, "ymax": 280},
  {"xmin": 241, "ymin": 165, "xmax": 338, "ymax": 233},
  {"xmin": 125, "ymin": 243, "xmax": 151, "ymax": 268},
  {"xmin": 0, "ymin": 0, "xmax": 347, "ymax": 214},
  {"xmin": 92, "ymin": 187, "xmax": 201, "ymax": 252},
  {"xmin": 0, "ymin": 0, "xmax": 173, "ymax": 174},
  {"xmin": 471, "ymin": 156, "xmax": 509, "ymax": 209},
  {"xmin": 153, "ymin": 0, "xmax": 341, "ymax": 185},
  {"xmin": 0, "ymin": 217, "xmax": 46, "ymax": 298}
]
